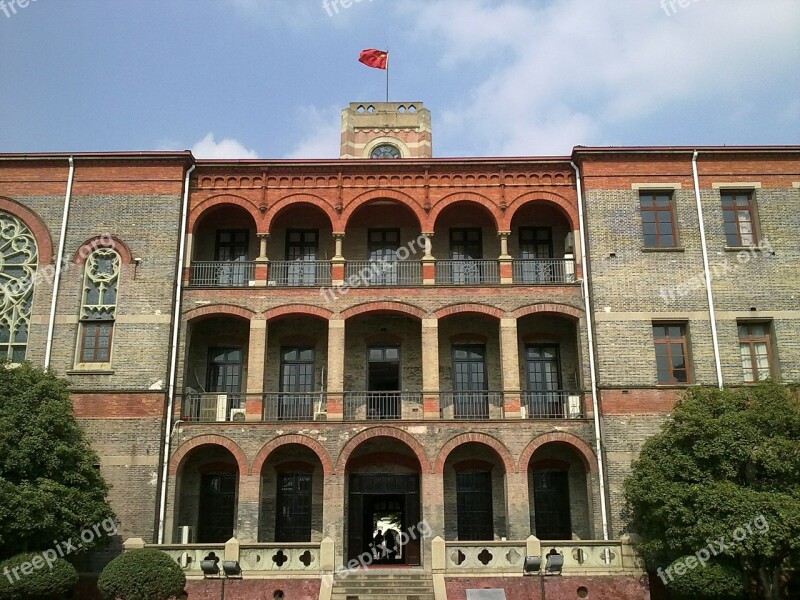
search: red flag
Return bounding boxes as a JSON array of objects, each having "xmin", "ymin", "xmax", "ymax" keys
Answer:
[{"xmin": 359, "ymin": 49, "xmax": 388, "ymax": 70}]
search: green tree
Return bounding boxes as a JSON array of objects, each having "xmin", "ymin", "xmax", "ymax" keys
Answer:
[
  {"xmin": 97, "ymin": 549, "xmax": 186, "ymax": 600},
  {"xmin": 0, "ymin": 362, "xmax": 115, "ymax": 559},
  {"xmin": 0, "ymin": 552, "xmax": 79, "ymax": 600},
  {"xmin": 625, "ymin": 382, "xmax": 800, "ymax": 599}
]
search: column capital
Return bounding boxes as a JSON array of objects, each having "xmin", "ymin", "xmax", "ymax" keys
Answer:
[{"xmin": 497, "ymin": 230, "xmax": 511, "ymax": 238}]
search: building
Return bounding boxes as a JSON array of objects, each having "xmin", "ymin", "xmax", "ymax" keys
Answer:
[{"xmin": 1, "ymin": 103, "xmax": 797, "ymax": 600}]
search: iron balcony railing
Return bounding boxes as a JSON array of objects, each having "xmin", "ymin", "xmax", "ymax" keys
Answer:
[
  {"xmin": 268, "ymin": 261, "xmax": 332, "ymax": 287},
  {"xmin": 343, "ymin": 391, "xmax": 424, "ymax": 421},
  {"xmin": 263, "ymin": 392, "xmax": 327, "ymax": 422},
  {"xmin": 439, "ymin": 390, "xmax": 505, "ymax": 420},
  {"xmin": 182, "ymin": 393, "xmax": 248, "ymax": 422},
  {"xmin": 344, "ymin": 261, "xmax": 423, "ymax": 286},
  {"xmin": 522, "ymin": 390, "xmax": 584, "ymax": 419},
  {"xmin": 436, "ymin": 260, "xmax": 500, "ymax": 285},
  {"xmin": 512, "ymin": 259, "xmax": 576, "ymax": 284},
  {"xmin": 189, "ymin": 261, "xmax": 255, "ymax": 287}
]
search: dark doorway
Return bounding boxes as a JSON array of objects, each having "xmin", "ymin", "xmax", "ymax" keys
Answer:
[
  {"xmin": 452, "ymin": 344, "xmax": 489, "ymax": 419},
  {"xmin": 449, "ymin": 228, "xmax": 483, "ymax": 284},
  {"xmin": 286, "ymin": 229, "xmax": 319, "ymax": 285},
  {"xmin": 348, "ymin": 473, "xmax": 421, "ymax": 565},
  {"xmin": 197, "ymin": 473, "xmax": 237, "ymax": 543},
  {"xmin": 368, "ymin": 229, "xmax": 401, "ymax": 285},
  {"xmin": 279, "ymin": 346, "xmax": 315, "ymax": 420},
  {"xmin": 456, "ymin": 470, "xmax": 494, "ymax": 540},
  {"xmin": 525, "ymin": 344, "xmax": 563, "ymax": 418},
  {"xmin": 275, "ymin": 472, "xmax": 312, "ymax": 542},
  {"xmin": 532, "ymin": 470, "xmax": 572, "ymax": 539},
  {"xmin": 215, "ymin": 229, "xmax": 249, "ymax": 285},
  {"xmin": 367, "ymin": 346, "xmax": 401, "ymax": 419}
]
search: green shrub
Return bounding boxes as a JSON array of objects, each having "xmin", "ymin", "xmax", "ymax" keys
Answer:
[
  {"xmin": 0, "ymin": 552, "xmax": 78, "ymax": 600},
  {"xmin": 664, "ymin": 557, "xmax": 745, "ymax": 600},
  {"xmin": 97, "ymin": 549, "xmax": 185, "ymax": 600}
]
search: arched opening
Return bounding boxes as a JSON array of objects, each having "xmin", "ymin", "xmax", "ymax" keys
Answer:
[
  {"xmin": 344, "ymin": 436, "xmax": 423, "ymax": 566},
  {"xmin": 509, "ymin": 201, "xmax": 575, "ymax": 284},
  {"xmin": 258, "ymin": 444, "xmax": 325, "ymax": 542},
  {"xmin": 175, "ymin": 445, "xmax": 240, "ymax": 543},
  {"xmin": 343, "ymin": 312, "xmax": 423, "ymax": 420},
  {"xmin": 191, "ymin": 205, "xmax": 258, "ymax": 287},
  {"xmin": 517, "ymin": 313, "xmax": 584, "ymax": 419},
  {"xmin": 432, "ymin": 202, "xmax": 499, "ymax": 285},
  {"xmin": 268, "ymin": 203, "xmax": 334, "ymax": 287},
  {"xmin": 182, "ymin": 315, "xmax": 250, "ymax": 421},
  {"xmin": 343, "ymin": 200, "xmax": 423, "ymax": 286},
  {"xmin": 443, "ymin": 442, "xmax": 507, "ymax": 541},
  {"xmin": 528, "ymin": 442, "xmax": 592, "ymax": 540}
]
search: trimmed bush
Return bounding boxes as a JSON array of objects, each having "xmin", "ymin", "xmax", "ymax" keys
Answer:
[
  {"xmin": 97, "ymin": 549, "xmax": 185, "ymax": 600},
  {"xmin": 0, "ymin": 552, "xmax": 79, "ymax": 600},
  {"xmin": 664, "ymin": 557, "xmax": 745, "ymax": 600}
]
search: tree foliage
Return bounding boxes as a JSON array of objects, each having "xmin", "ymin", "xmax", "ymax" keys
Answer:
[
  {"xmin": 0, "ymin": 552, "xmax": 79, "ymax": 600},
  {"xmin": 97, "ymin": 549, "xmax": 186, "ymax": 600},
  {"xmin": 625, "ymin": 382, "xmax": 800, "ymax": 599},
  {"xmin": 0, "ymin": 362, "xmax": 115, "ymax": 560}
]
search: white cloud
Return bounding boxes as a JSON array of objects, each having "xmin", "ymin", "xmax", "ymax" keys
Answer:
[
  {"xmin": 283, "ymin": 105, "xmax": 341, "ymax": 159},
  {"xmin": 191, "ymin": 133, "xmax": 258, "ymax": 159}
]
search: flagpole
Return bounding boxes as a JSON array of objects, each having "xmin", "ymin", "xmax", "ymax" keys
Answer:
[{"xmin": 386, "ymin": 49, "xmax": 389, "ymax": 102}]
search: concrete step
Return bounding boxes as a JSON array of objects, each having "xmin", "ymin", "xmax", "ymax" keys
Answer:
[{"xmin": 331, "ymin": 572, "xmax": 434, "ymax": 600}]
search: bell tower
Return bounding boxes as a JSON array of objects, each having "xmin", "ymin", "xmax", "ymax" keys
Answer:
[{"xmin": 340, "ymin": 102, "xmax": 432, "ymax": 159}]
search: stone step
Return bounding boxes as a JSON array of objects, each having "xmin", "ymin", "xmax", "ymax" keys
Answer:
[{"xmin": 331, "ymin": 573, "xmax": 434, "ymax": 600}]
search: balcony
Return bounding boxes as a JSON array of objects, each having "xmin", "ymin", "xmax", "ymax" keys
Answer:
[
  {"xmin": 512, "ymin": 258, "xmax": 575, "ymax": 284},
  {"xmin": 263, "ymin": 392, "xmax": 327, "ymax": 421},
  {"xmin": 439, "ymin": 390, "xmax": 505, "ymax": 419},
  {"xmin": 189, "ymin": 261, "xmax": 255, "ymax": 287},
  {"xmin": 435, "ymin": 260, "xmax": 500, "ymax": 285},
  {"xmin": 182, "ymin": 392, "xmax": 248, "ymax": 422},
  {"xmin": 344, "ymin": 261, "xmax": 422, "ymax": 286},
  {"xmin": 521, "ymin": 390, "xmax": 583, "ymax": 419},
  {"xmin": 343, "ymin": 391, "xmax": 423, "ymax": 420},
  {"xmin": 268, "ymin": 261, "xmax": 332, "ymax": 287}
]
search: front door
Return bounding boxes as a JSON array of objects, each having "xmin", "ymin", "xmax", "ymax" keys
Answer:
[
  {"xmin": 525, "ymin": 344, "xmax": 563, "ymax": 418},
  {"xmin": 197, "ymin": 473, "xmax": 237, "ymax": 543},
  {"xmin": 533, "ymin": 470, "xmax": 572, "ymax": 540},
  {"xmin": 367, "ymin": 345, "xmax": 401, "ymax": 419},
  {"xmin": 279, "ymin": 347, "xmax": 315, "ymax": 420},
  {"xmin": 452, "ymin": 344, "xmax": 489, "ymax": 419},
  {"xmin": 286, "ymin": 229, "xmax": 319, "ymax": 285},
  {"xmin": 275, "ymin": 472, "xmax": 313, "ymax": 542},
  {"xmin": 456, "ymin": 470, "xmax": 493, "ymax": 540}
]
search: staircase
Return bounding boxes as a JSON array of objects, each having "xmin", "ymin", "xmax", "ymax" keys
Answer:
[{"xmin": 330, "ymin": 569, "xmax": 435, "ymax": 600}]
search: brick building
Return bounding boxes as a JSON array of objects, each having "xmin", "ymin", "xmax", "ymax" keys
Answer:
[{"xmin": 1, "ymin": 103, "xmax": 798, "ymax": 599}]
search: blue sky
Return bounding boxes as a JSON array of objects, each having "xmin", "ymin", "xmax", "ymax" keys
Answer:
[{"xmin": 1, "ymin": 0, "xmax": 798, "ymax": 158}]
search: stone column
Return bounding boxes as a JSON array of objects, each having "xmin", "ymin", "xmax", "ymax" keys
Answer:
[
  {"xmin": 245, "ymin": 318, "xmax": 267, "ymax": 421},
  {"xmin": 498, "ymin": 231, "xmax": 513, "ymax": 284},
  {"xmin": 421, "ymin": 232, "xmax": 436, "ymax": 285},
  {"xmin": 421, "ymin": 317, "xmax": 440, "ymax": 419},
  {"xmin": 331, "ymin": 233, "xmax": 345, "ymax": 286},
  {"xmin": 326, "ymin": 319, "xmax": 345, "ymax": 421},
  {"xmin": 253, "ymin": 233, "xmax": 269, "ymax": 286},
  {"xmin": 500, "ymin": 317, "xmax": 522, "ymax": 418}
]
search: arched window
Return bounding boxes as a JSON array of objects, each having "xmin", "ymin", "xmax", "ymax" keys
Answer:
[
  {"xmin": 0, "ymin": 211, "xmax": 38, "ymax": 362},
  {"xmin": 79, "ymin": 248, "xmax": 120, "ymax": 363},
  {"xmin": 370, "ymin": 144, "xmax": 401, "ymax": 159}
]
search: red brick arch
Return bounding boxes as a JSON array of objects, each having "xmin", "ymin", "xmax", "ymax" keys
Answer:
[
  {"xmin": 169, "ymin": 434, "xmax": 249, "ymax": 476},
  {"xmin": 340, "ymin": 189, "xmax": 425, "ymax": 232},
  {"xmin": 250, "ymin": 434, "xmax": 333, "ymax": 476},
  {"xmin": 511, "ymin": 303, "xmax": 582, "ymax": 321},
  {"xmin": 188, "ymin": 194, "xmax": 260, "ymax": 234},
  {"xmin": 503, "ymin": 190, "xmax": 579, "ymax": 231},
  {"xmin": 263, "ymin": 193, "xmax": 337, "ymax": 232},
  {"xmin": 517, "ymin": 432, "xmax": 597, "ymax": 474},
  {"xmin": 335, "ymin": 426, "xmax": 432, "ymax": 475},
  {"xmin": 341, "ymin": 301, "xmax": 426, "ymax": 321},
  {"xmin": 434, "ymin": 432, "xmax": 515, "ymax": 475},
  {"xmin": 72, "ymin": 235, "xmax": 134, "ymax": 265},
  {"xmin": 263, "ymin": 304, "xmax": 333, "ymax": 322},
  {"xmin": 435, "ymin": 303, "xmax": 504, "ymax": 320},
  {"xmin": 427, "ymin": 192, "xmax": 502, "ymax": 230},
  {"xmin": 184, "ymin": 304, "xmax": 257, "ymax": 322},
  {"xmin": 0, "ymin": 197, "xmax": 54, "ymax": 265}
]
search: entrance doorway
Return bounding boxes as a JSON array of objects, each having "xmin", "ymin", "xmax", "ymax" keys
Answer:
[
  {"xmin": 347, "ymin": 473, "xmax": 421, "ymax": 565},
  {"xmin": 197, "ymin": 473, "xmax": 237, "ymax": 543},
  {"xmin": 533, "ymin": 470, "xmax": 572, "ymax": 540}
]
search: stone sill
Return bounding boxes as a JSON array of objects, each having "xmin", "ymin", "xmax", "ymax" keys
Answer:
[{"xmin": 641, "ymin": 247, "xmax": 685, "ymax": 252}]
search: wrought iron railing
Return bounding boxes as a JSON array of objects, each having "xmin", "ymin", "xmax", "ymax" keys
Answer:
[
  {"xmin": 344, "ymin": 261, "xmax": 423, "ymax": 286},
  {"xmin": 436, "ymin": 260, "xmax": 500, "ymax": 285},
  {"xmin": 263, "ymin": 392, "xmax": 326, "ymax": 422},
  {"xmin": 439, "ymin": 390, "xmax": 504, "ymax": 420},
  {"xmin": 182, "ymin": 393, "xmax": 247, "ymax": 422},
  {"xmin": 512, "ymin": 259, "xmax": 575, "ymax": 284},
  {"xmin": 522, "ymin": 390, "xmax": 584, "ymax": 419},
  {"xmin": 343, "ymin": 391, "xmax": 424, "ymax": 421},
  {"xmin": 268, "ymin": 261, "xmax": 331, "ymax": 287},
  {"xmin": 189, "ymin": 261, "xmax": 255, "ymax": 287}
]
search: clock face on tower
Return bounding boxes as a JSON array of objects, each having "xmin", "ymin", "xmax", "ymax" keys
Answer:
[{"xmin": 370, "ymin": 144, "xmax": 401, "ymax": 159}]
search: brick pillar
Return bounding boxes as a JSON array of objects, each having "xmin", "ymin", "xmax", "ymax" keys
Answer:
[
  {"xmin": 506, "ymin": 471, "xmax": 531, "ymax": 540},
  {"xmin": 253, "ymin": 233, "xmax": 269, "ymax": 286},
  {"xmin": 323, "ymin": 473, "xmax": 345, "ymax": 568},
  {"xmin": 245, "ymin": 318, "xmax": 267, "ymax": 421},
  {"xmin": 421, "ymin": 471, "xmax": 444, "ymax": 569},
  {"xmin": 500, "ymin": 317, "xmax": 522, "ymax": 418},
  {"xmin": 498, "ymin": 231, "xmax": 513, "ymax": 284},
  {"xmin": 421, "ymin": 317, "xmax": 440, "ymax": 419},
  {"xmin": 332, "ymin": 233, "xmax": 345, "ymax": 285},
  {"xmin": 183, "ymin": 232, "xmax": 193, "ymax": 284},
  {"xmin": 236, "ymin": 474, "xmax": 260, "ymax": 542},
  {"xmin": 421, "ymin": 233, "xmax": 436, "ymax": 285},
  {"xmin": 326, "ymin": 319, "xmax": 345, "ymax": 421}
]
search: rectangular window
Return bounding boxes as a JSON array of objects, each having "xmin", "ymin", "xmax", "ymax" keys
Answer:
[
  {"xmin": 653, "ymin": 323, "xmax": 691, "ymax": 384},
  {"xmin": 80, "ymin": 322, "xmax": 114, "ymax": 362},
  {"xmin": 721, "ymin": 191, "xmax": 757, "ymax": 247},
  {"xmin": 640, "ymin": 192, "xmax": 677, "ymax": 248},
  {"xmin": 275, "ymin": 472, "xmax": 313, "ymax": 542},
  {"xmin": 738, "ymin": 323, "xmax": 773, "ymax": 382}
]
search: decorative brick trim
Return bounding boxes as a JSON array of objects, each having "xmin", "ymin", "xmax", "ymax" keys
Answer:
[
  {"xmin": 72, "ymin": 235, "xmax": 134, "ymax": 265},
  {"xmin": 250, "ymin": 434, "xmax": 333, "ymax": 476},
  {"xmin": 341, "ymin": 301, "xmax": 426, "ymax": 321},
  {"xmin": 188, "ymin": 193, "xmax": 260, "ymax": 233},
  {"xmin": 184, "ymin": 304, "xmax": 257, "ymax": 322},
  {"xmin": 341, "ymin": 189, "xmax": 425, "ymax": 232},
  {"xmin": 511, "ymin": 303, "xmax": 582, "ymax": 320},
  {"xmin": 434, "ymin": 432, "xmax": 515, "ymax": 475},
  {"xmin": 0, "ymin": 196, "xmax": 54, "ymax": 265},
  {"xmin": 334, "ymin": 426, "xmax": 432, "ymax": 475},
  {"xmin": 169, "ymin": 434, "xmax": 249, "ymax": 476},
  {"xmin": 517, "ymin": 432, "xmax": 597, "ymax": 474},
  {"xmin": 503, "ymin": 190, "xmax": 579, "ymax": 231},
  {"xmin": 427, "ymin": 192, "xmax": 502, "ymax": 231},
  {"xmin": 263, "ymin": 304, "xmax": 333, "ymax": 321},
  {"xmin": 434, "ymin": 303, "xmax": 504, "ymax": 320},
  {"xmin": 263, "ymin": 193, "xmax": 337, "ymax": 232}
]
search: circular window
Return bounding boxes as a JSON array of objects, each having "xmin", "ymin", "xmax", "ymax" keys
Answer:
[
  {"xmin": 370, "ymin": 144, "xmax": 401, "ymax": 159},
  {"xmin": 577, "ymin": 586, "xmax": 589, "ymax": 598}
]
